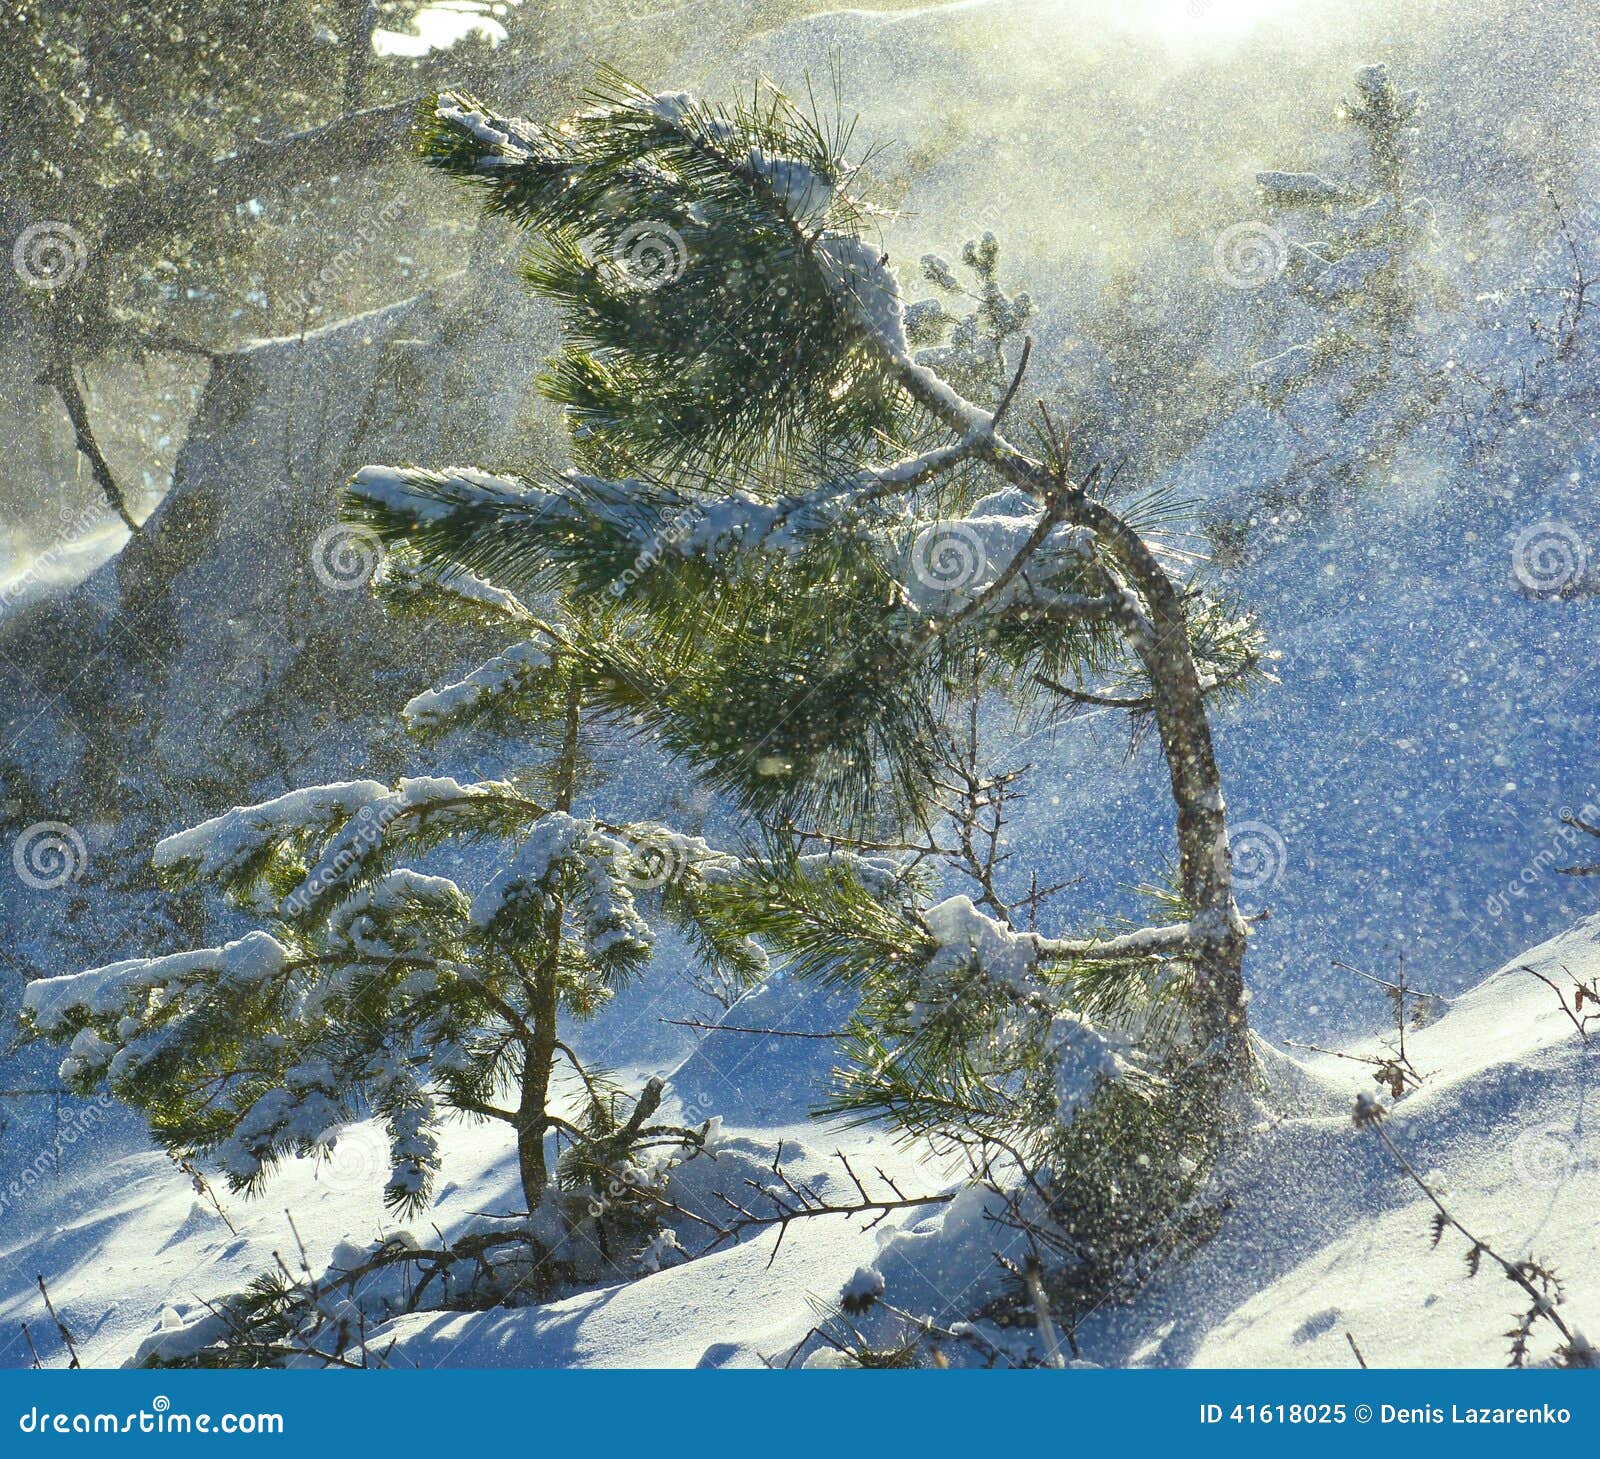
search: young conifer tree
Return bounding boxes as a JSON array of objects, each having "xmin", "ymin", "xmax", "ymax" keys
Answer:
[
  {"xmin": 22, "ymin": 568, "xmax": 760, "ymax": 1217},
  {"xmin": 345, "ymin": 73, "xmax": 1267, "ymax": 1259},
  {"xmin": 1252, "ymin": 64, "xmax": 1450, "ymax": 472}
]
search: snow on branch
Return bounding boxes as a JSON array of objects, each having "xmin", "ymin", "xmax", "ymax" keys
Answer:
[
  {"xmin": 816, "ymin": 234, "xmax": 908, "ymax": 355},
  {"xmin": 23, "ymin": 932, "xmax": 292, "ymax": 1087},
  {"xmin": 433, "ymin": 99, "xmax": 545, "ymax": 164},
  {"xmin": 23, "ymin": 932, "xmax": 291, "ymax": 1035},
  {"xmin": 154, "ymin": 780, "xmax": 390, "ymax": 881},
  {"xmin": 283, "ymin": 776, "xmax": 523, "ymax": 917},
  {"xmin": 154, "ymin": 774, "xmax": 537, "ymax": 918},
  {"xmin": 349, "ymin": 464, "xmax": 550, "ymax": 524},
  {"xmin": 326, "ymin": 871, "xmax": 468, "ymax": 956},
  {"xmin": 923, "ymin": 894, "xmax": 1211, "ymax": 981},
  {"xmin": 899, "ymin": 490, "xmax": 1097, "ymax": 621},
  {"xmin": 909, "ymin": 896, "xmax": 1157, "ymax": 1127},
  {"xmin": 403, "ymin": 641, "xmax": 551, "ymax": 734},
  {"xmin": 375, "ymin": 558, "xmax": 536, "ymax": 624}
]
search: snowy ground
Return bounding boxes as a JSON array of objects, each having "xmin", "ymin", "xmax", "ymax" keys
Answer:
[{"xmin": 2, "ymin": 914, "xmax": 1593, "ymax": 1369}]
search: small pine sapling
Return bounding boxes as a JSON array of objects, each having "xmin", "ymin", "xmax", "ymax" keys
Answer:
[{"xmin": 1250, "ymin": 63, "xmax": 1453, "ymax": 500}]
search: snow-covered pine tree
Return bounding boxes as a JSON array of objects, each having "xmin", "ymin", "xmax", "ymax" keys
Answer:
[
  {"xmin": 1252, "ymin": 63, "xmax": 1450, "ymax": 487},
  {"xmin": 346, "ymin": 73, "xmax": 1267, "ymax": 1276},
  {"xmin": 21, "ymin": 568, "xmax": 761, "ymax": 1220}
]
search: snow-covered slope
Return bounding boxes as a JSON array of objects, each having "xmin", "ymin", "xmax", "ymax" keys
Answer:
[
  {"xmin": 3, "ymin": 914, "xmax": 1593, "ymax": 1369},
  {"xmin": 1087, "ymin": 914, "xmax": 1600, "ymax": 1367}
]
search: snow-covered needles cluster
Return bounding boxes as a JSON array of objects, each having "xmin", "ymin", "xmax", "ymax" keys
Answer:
[{"xmin": 22, "ymin": 761, "xmax": 747, "ymax": 1215}]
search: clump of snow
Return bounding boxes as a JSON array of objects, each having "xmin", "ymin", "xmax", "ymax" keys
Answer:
[
  {"xmin": 128, "ymin": 1310, "xmax": 233, "ymax": 1368},
  {"xmin": 469, "ymin": 813, "xmax": 656, "ymax": 964},
  {"xmin": 800, "ymin": 1347, "xmax": 860, "ymax": 1368},
  {"xmin": 434, "ymin": 101, "xmax": 541, "ymax": 165},
  {"xmin": 403, "ymin": 641, "xmax": 549, "ymax": 732},
  {"xmin": 283, "ymin": 776, "xmax": 512, "ymax": 916},
  {"xmin": 23, "ymin": 933, "xmax": 291, "ymax": 1035},
  {"xmin": 376, "ymin": 559, "xmax": 532, "ymax": 621},
  {"xmin": 745, "ymin": 148, "xmax": 835, "ymax": 230},
  {"xmin": 838, "ymin": 1264, "xmax": 885, "ymax": 1315},
  {"xmin": 637, "ymin": 1229, "xmax": 688, "ymax": 1274},
  {"xmin": 643, "ymin": 92, "xmax": 694, "ymax": 125},
  {"xmin": 154, "ymin": 781, "xmax": 387, "ymax": 881},
  {"xmin": 900, "ymin": 504, "xmax": 1095, "ymax": 619},
  {"xmin": 348, "ymin": 464, "xmax": 544, "ymax": 523},
  {"xmin": 922, "ymin": 895, "xmax": 1038, "ymax": 989},
  {"xmin": 817, "ymin": 234, "xmax": 906, "ymax": 354},
  {"xmin": 326, "ymin": 870, "xmax": 467, "ymax": 955},
  {"xmin": 1044, "ymin": 1012, "xmax": 1135, "ymax": 1123},
  {"xmin": 217, "ymin": 930, "xmax": 291, "ymax": 986},
  {"xmin": 470, "ymin": 812, "xmax": 589, "ymax": 928}
]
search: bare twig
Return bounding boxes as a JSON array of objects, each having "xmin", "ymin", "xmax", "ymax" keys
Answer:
[
  {"xmin": 1355, "ymin": 1101, "xmax": 1595, "ymax": 1368},
  {"xmin": 990, "ymin": 336, "xmax": 1033, "ymax": 428},
  {"xmin": 700, "ymin": 1151, "xmax": 955, "ymax": 1267},
  {"xmin": 42, "ymin": 358, "xmax": 138, "ymax": 532},
  {"xmin": 36, "ymin": 1276, "xmax": 80, "ymax": 1369},
  {"xmin": 1521, "ymin": 964, "xmax": 1599, "ymax": 1044},
  {"xmin": 659, "ymin": 1017, "xmax": 844, "ymax": 1039}
]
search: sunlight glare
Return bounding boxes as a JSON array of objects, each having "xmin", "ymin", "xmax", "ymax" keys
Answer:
[{"xmin": 1118, "ymin": 0, "xmax": 1306, "ymax": 44}]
